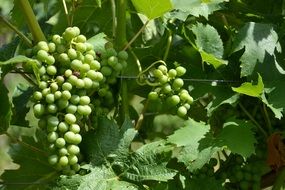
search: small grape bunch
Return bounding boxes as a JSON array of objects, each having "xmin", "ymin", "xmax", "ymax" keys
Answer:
[
  {"xmin": 29, "ymin": 26, "xmax": 106, "ymax": 175},
  {"xmin": 146, "ymin": 64, "xmax": 193, "ymax": 117}
]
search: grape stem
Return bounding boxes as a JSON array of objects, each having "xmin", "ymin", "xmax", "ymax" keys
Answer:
[
  {"xmin": 62, "ymin": 0, "xmax": 71, "ymax": 26},
  {"xmin": 163, "ymin": 30, "xmax": 172, "ymax": 61},
  {"xmin": 262, "ymin": 103, "xmax": 273, "ymax": 133},
  {"xmin": 123, "ymin": 20, "xmax": 150, "ymax": 51},
  {"xmin": 19, "ymin": 0, "xmax": 46, "ymax": 43},
  {"xmin": 110, "ymin": 0, "xmax": 116, "ymax": 39},
  {"xmin": 0, "ymin": 16, "xmax": 33, "ymax": 47}
]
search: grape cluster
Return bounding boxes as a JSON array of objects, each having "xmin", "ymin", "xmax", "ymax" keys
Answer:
[
  {"xmin": 146, "ymin": 64, "xmax": 193, "ymax": 117},
  {"xmin": 29, "ymin": 26, "xmax": 109, "ymax": 174}
]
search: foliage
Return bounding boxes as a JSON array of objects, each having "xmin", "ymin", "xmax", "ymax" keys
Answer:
[{"xmin": 1, "ymin": 0, "xmax": 285, "ymax": 189}]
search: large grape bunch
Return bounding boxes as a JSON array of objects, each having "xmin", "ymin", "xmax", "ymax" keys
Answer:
[
  {"xmin": 146, "ymin": 64, "xmax": 193, "ymax": 117},
  {"xmin": 26, "ymin": 26, "xmax": 127, "ymax": 175}
]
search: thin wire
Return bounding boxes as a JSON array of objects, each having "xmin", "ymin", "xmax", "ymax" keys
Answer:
[{"xmin": 117, "ymin": 75, "xmax": 241, "ymax": 84}]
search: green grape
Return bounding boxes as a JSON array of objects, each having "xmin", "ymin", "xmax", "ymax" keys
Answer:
[
  {"xmin": 57, "ymin": 99, "xmax": 69, "ymax": 110},
  {"xmin": 89, "ymin": 60, "xmax": 101, "ymax": 70},
  {"xmin": 70, "ymin": 95, "xmax": 80, "ymax": 105},
  {"xmin": 50, "ymin": 82, "xmax": 59, "ymax": 92},
  {"xmin": 176, "ymin": 66, "xmax": 186, "ymax": 76},
  {"xmin": 48, "ymin": 42, "xmax": 56, "ymax": 53},
  {"xmin": 48, "ymin": 155, "xmax": 58, "ymax": 165},
  {"xmin": 41, "ymin": 88, "xmax": 50, "ymax": 97},
  {"xmin": 64, "ymin": 69, "xmax": 73, "ymax": 78},
  {"xmin": 47, "ymin": 104, "xmax": 58, "ymax": 114},
  {"xmin": 70, "ymin": 124, "xmax": 80, "ymax": 133},
  {"xmin": 80, "ymin": 63, "xmax": 90, "ymax": 73},
  {"xmin": 79, "ymin": 96, "xmax": 90, "ymax": 105},
  {"xmin": 37, "ymin": 50, "xmax": 49, "ymax": 62},
  {"xmin": 66, "ymin": 104, "xmax": 77, "ymax": 114},
  {"xmin": 158, "ymin": 75, "xmax": 168, "ymax": 84},
  {"xmin": 33, "ymin": 91, "xmax": 43, "ymax": 101},
  {"xmin": 68, "ymin": 48, "xmax": 77, "ymax": 59},
  {"xmin": 46, "ymin": 93, "xmax": 55, "ymax": 104},
  {"xmin": 71, "ymin": 164, "xmax": 80, "ymax": 172},
  {"xmin": 56, "ymin": 76, "xmax": 65, "ymax": 85},
  {"xmin": 153, "ymin": 69, "xmax": 163, "ymax": 78},
  {"xmin": 38, "ymin": 118, "xmax": 47, "ymax": 128},
  {"xmin": 63, "ymin": 27, "xmax": 79, "ymax": 41},
  {"xmin": 58, "ymin": 148, "xmax": 68, "ymax": 156},
  {"xmin": 68, "ymin": 75, "xmax": 78, "ymax": 86},
  {"xmin": 75, "ymin": 34, "xmax": 86, "ymax": 43},
  {"xmin": 52, "ymin": 34, "xmax": 62, "ymax": 44},
  {"xmin": 162, "ymin": 83, "xmax": 172, "ymax": 94},
  {"xmin": 64, "ymin": 131, "xmax": 76, "ymax": 143},
  {"xmin": 62, "ymin": 82, "xmax": 73, "ymax": 91},
  {"xmin": 46, "ymin": 65, "xmax": 57, "ymax": 75},
  {"xmin": 59, "ymin": 156, "xmax": 69, "ymax": 166},
  {"xmin": 68, "ymin": 155, "xmax": 78, "ymax": 165},
  {"xmin": 84, "ymin": 54, "xmax": 94, "ymax": 64},
  {"xmin": 101, "ymin": 66, "xmax": 112, "ymax": 76},
  {"xmin": 65, "ymin": 113, "xmax": 76, "ymax": 124},
  {"xmin": 118, "ymin": 50, "xmax": 128, "ymax": 60},
  {"xmin": 55, "ymin": 137, "xmax": 66, "ymax": 148},
  {"xmin": 67, "ymin": 145, "xmax": 80, "ymax": 155},
  {"xmin": 72, "ymin": 134, "xmax": 82, "ymax": 144},
  {"xmin": 172, "ymin": 78, "xmax": 184, "ymax": 90},
  {"xmin": 62, "ymin": 90, "xmax": 72, "ymax": 100},
  {"xmin": 168, "ymin": 69, "xmax": 177, "ymax": 78},
  {"xmin": 158, "ymin": 65, "xmax": 168, "ymax": 74},
  {"xmin": 75, "ymin": 43, "xmax": 87, "ymax": 52},
  {"xmin": 71, "ymin": 59, "xmax": 83, "ymax": 71},
  {"xmin": 33, "ymin": 103, "xmax": 45, "ymax": 117},
  {"xmin": 58, "ymin": 122, "xmax": 69, "ymax": 133},
  {"xmin": 148, "ymin": 91, "xmax": 159, "ymax": 100},
  {"xmin": 167, "ymin": 95, "xmax": 180, "ymax": 107},
  {"xmin": 47, "ymin": 116, "xmax": 59, "ymax": 127},
  {"xmin": 46, "ymin": 55, "xmax": 55, "ymax": 65},
  {"xmin": 83, "ymin": 77, "xmax": 93, "ymax": 89},
  {"xmin": 177, "ymin": 106, "xmax": 187, "ymax": 117},
  {"xmin": 47, "ymin": 132, "xmax": 58, "ymax": 143},
  {"xmin": 56, "ymin": 44, "xmax": 66, "ymax": 54},
  {"xmin": 76, "ymin": 78, "xmax": 85, "ymax": 88}
]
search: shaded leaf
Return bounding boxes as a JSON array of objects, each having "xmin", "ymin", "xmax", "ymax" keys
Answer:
[
  {"xmin": 172, "ymin": 0, "xmax": 228, "ymax": 19},
  {"xmin": 131, "ymin": 0, "xmax": 173, "ymax": 20},
  {"xmin": 232, "ymin": 73, "xmax": 264, "ymax": 97},
  {"xmin": 1, "ymin": 132, "xmax": 58, "ymax": 189},
  {"xmin": 231, "ymin": 22, "xmax": 279, "ymax": 77},
  {"xmin": 87, "ymin": 33, "xmax": 108, "ymax": 53},
  {"xmin": 217, "ymin": 120, "xmax": 256, "ymax": 158},
  {"xmin": 0, "ymin": 82, "xmax": 12, "ymax": 133}
]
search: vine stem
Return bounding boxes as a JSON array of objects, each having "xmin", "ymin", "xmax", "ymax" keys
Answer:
[
  {"xmin": 110, "ymin": 0, "xmax": 116, "ymax": 39},
  {"xmin": 0, "ymin": 16, "xmax": 33, "ymax": 47},
  {"xmin": 115, "ymin": 0, "xmax": 129, "ymax": 119},
  {"xmin": 123, "ymin": 20, "xmax": 150, "ymax": 51},
  {"xmin": 272, "ymin": 167, "xmax": 285, "ymax": 190},
  {"xmin": 239, "ymin": 103, "xmax": 268, "ymax": 138},
  {"xmin": 19, "ymin": 0, "xmax": 46, "ymax": 43},
  {"xmin": 263, "ymin": 103, "xmax": 273, "ymax": 133}
]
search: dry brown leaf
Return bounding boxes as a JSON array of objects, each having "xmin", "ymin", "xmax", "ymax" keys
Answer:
[{"xmin": 267, "ymin": 132, "xmax": 285, "ymax": 171}]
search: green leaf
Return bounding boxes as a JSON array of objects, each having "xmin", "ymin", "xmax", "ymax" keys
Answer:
[
  {"xmin": 172, "ymin": 0, "xmax": 228, "ymax": 19},
  {"xmin": 87, "ymin": 33, "xmax": 108, "ymax": 53},
  {"xmin": 11, "ymin": 84, "xmax": 33, "ymax": 127},
  {"xmin": 0, "ymin": 38, "xmax": 19, "ymax": 62},
  {"xmin": 0, "ymin": 55, "xmax": 33, "ymax": 66},
  {"xmin": 81, "ymin": 117, "xmax": 120, "ymax": 165},
  {"xmin": 232, "ymin": 73, "xmax": 264, "ymax": 97},
  {"xmin": 55, "ymin": 165, "xmax": 139, "ymax": 190},
  {"xmin": 185, "ymin": 177, "xmax": 225, "ymax": 190},
  {"xmin": 231, "ymin": 22, "xmax": 279, "ymax": 77},
  {"xmin": 1, "ymin": 132, "xmax": 58, "ymax": 189},
  {"xmin": 167, "ymin": 118, "xmax": 210, "ymax": 147},
  {"xmin": 217, "ymin": 120, "xmax": 256, "ymax": 158},
  {"xmin": 190, "ymin": 23, "xmax": 227, "ymax": 69},
  {"xmin": 119, "ymin": 140, "xmax": 177, "ymax": 182},
  {"xmin": 0, "ymin": 82, "xmax": 12, "ymax": 133},
  {"xmin": 261, "ymin": 93, "xmax": 283, "ymax": 119},
  {"xmin": 131, "ymin": 0, "xmax": 173, "ymax": 20}
]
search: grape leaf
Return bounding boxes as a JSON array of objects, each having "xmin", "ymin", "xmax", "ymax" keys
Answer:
[
  {"xmin": 131, "ymin": 0, "xmax": 173, "ymax": 20},
  {"xmin": 55, "ymin": 165, "xmax": 139, "ymax": 190},
  {"xmin": 118, "ymin": 140, "xmax": 177, "ymax": 182},
  {"xmin": 11, "ymin": 84, "xmax": 33, "ymax": 127},
  {"xmin": 167, "ymin": 118, "xmax": 210, "ymax": 147},
  {"xmin": 172, "ymin": 0, "xmax": 228, "ymax": 19},
  {"xmin": 217, "ymin": 120, "xmax": 256, "ymax": 158},
  {"xmin": 0, "ymin": 82, "xmax": 12, "ymax": 133},
  {"xmin": 87, "ymin": 33, "xmax": 108, "ymax": 53},
  {"xmin": 185, "ymin": 177, "xmax": 225, "ymax": 190},
  {"xmin": 81, "ymin": 117, "xmax": 136, "ymax": 165},
  {"xmin": 1, "ymin": 132, "xmax": 59, "ymax": 190},
  {"xmin": 188, "ymin": 23, "xmax": 227, "ymax": 69},
  {"xmin": 231, "ymin": 22, "xmax": 280, "ymax": 77},
  {"xmin": 232, "ymin": 73, "xmax": 264, "ymax": 97}
]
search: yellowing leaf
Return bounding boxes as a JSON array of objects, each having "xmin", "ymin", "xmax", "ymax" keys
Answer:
[{"xmin": 232, "ymin": 74, "xmax": 264, "ymax": 97}]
